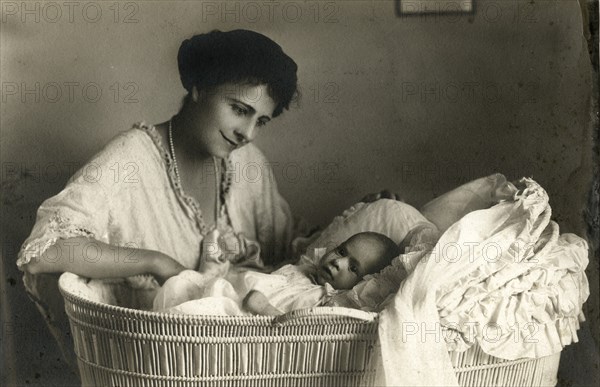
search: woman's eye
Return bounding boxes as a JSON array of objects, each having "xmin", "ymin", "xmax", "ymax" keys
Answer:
[
  {"xmin": 256, "ymin": 120, "xmax": 267, "ymax": 128},
  {"xmin": 337, "ymin": 248, "xmax": 346, "ymax": 256},
  {"xmin": 232, "ymin": 105, "xmax": 247, "ymax": 115},
  {"xmin": 350, "ymin": 265, "xmax": 358, "ymax": 274}
]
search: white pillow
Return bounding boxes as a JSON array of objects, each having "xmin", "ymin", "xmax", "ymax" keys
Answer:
[{"xmin": 306, "ymin": 199, "xmax": 434, "ymax": 255}]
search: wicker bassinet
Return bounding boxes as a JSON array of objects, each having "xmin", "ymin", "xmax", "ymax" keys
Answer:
[{"xmin": 59, "ymin": 273, "xmax": 561, "ymax": 387}]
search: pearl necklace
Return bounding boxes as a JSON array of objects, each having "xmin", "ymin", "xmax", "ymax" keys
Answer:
[
  {"xmin": 168, "ymin": 120, "xmax": 181, "ymax": 184},
  {"xmin": 168, "ymin": 119, "xmax": 220, "ymax": 226}
]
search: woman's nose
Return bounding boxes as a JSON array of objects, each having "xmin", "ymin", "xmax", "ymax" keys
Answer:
[{"xmin": 233, "ymin": 123, "xmax": 256, "ymax": 144}]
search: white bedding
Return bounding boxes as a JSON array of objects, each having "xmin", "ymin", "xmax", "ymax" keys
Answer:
[{"xmin": 374, "ymin": 178, "xmax": 589, "ymax": 386}]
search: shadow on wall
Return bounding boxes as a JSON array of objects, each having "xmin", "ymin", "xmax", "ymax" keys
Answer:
[{"xmin": 0, "ymin": 171, "xmax": 81, "ymax": 386}]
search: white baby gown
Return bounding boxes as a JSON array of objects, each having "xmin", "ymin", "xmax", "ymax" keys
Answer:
[{"xmin": 154, "ymin": 255, "xmax": 336, "ymax": 315}]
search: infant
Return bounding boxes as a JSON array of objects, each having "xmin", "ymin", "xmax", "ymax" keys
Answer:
[
  {"xmin": 153, "ymin": 231, "xmax": 400, "ymax": 316},
  {"xmin": 244, "ymin": 231, "xmax": 400, "ymax": 315}
]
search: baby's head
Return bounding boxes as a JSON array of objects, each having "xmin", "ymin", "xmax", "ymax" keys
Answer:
[{"xmin": 314, "ymin": 232, "xmax": 400, "ymax": 290}]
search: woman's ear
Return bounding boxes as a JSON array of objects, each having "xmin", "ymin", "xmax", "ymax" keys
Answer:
[{"xmin": 191, "ymin": 86, "xmax": 200, "ymax": 103}]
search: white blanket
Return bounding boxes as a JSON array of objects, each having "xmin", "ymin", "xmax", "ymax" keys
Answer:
[{"xmin": 374, "ymin": 178, "xmax": 589, "ymax": 386}]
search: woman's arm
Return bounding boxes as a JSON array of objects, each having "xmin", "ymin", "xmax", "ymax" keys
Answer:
[{"xmin": 23, "ymin": 236, "xmax": 185, "ymax": 284}]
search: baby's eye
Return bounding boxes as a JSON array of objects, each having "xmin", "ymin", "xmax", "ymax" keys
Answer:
[
  {"xmin": 337, "ymin": 247, "xmax": 346, "ymax": 256},
  {"xmin": 349, "ymin": 264, "xmax": 358, "ymax": 274}
]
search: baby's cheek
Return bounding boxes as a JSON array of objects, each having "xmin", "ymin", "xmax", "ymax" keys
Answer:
[
  {"xmin": 348, "ymin": 274, "xmax": 363, "ymax": 288},
  {"xmin": 334, "ymin": 277, "xmax": 350, "ymax": 290}
]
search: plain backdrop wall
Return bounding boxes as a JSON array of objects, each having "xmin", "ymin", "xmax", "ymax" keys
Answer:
[{"xmin": 1, "ymin": 1, "xmax": 597, "ymax": 386}]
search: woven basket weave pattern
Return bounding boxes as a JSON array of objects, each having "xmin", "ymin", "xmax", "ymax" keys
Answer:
[{"xmin": 61, "ymin": 282, "xmax": 559, "ymax": 387}]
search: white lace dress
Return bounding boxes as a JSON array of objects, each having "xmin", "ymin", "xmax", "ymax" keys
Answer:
[{"xmin": 16, "ymin": 122, "xmax": 306, "ymax": 364}]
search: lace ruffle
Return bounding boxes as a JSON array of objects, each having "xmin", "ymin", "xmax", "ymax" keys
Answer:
[
  {"xmin": 17, "ymin": 212, "xmax": 95, "ymax": 269},
  {"xmin": 436, "ymin": 229, "xmax": 589, "ymax": 359},
  {"xmin": 135, "ymin": 122, "xmax": 233, "ymax": 235}
]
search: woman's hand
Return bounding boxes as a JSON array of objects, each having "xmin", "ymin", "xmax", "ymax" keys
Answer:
[
  {"xmin": 151, "ymin": 252, "xmax": 186, "ymax": 285},
  {"xmin": 198, "ymin": 229, "xmax": 231, "ymax": 276},
  {"xmin": 360, "ymin": 189, "xmax": 404, "ymax": 203}
]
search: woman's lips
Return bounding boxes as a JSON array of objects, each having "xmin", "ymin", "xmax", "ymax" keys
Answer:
[{"xmin": 220, "ymin": 131, "xmax": 237, "ymax": 147}]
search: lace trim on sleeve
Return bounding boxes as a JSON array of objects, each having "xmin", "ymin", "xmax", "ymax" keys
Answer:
[{"xmin": 17, "ymin": 212, "xmax": 95, "ymax": 269}]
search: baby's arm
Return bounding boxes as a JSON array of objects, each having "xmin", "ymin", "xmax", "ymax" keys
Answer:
[{"xmin": 243, "ymin": 290, "xmax": 283, "ymax": 316}]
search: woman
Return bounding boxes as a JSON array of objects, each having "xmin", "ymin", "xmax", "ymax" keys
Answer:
[
  {"xmin": 17, "ymin": 29, "xmax": 400, "ymax": 369},
  {"xmin": 16, "ymin": 29, "xmax": 307, "ymax": 368}
]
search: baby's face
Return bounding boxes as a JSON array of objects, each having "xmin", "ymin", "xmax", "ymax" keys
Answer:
[{"xmin": 314, "ymin": 234, "xmax": 391, "ymax": 290}]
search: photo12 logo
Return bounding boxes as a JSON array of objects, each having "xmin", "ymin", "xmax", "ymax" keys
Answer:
[
  {"xmin": 1, "ymin": 81, "xmax": 139, "ymax": 103},
  {"xmin": 400, "ymin": 81, "xmax": 539, "ymax": 104},
  {"xmin": 199, "ymin": 1, "xmax": 339, "ymax": 24},
  {"xmin": 220, "ymin": 161, "xmax": 341, "ymax": 185},
  {"xmin": 1, "ymin": 2, "xmax": 140, "ymax": 24},
  {"xmin": 2, "ymin": 161, "xmax": 141, "ymax": 186},
  {"xmin": 400, "ymin": 321, "xmax": 540, "ymax": 344}
]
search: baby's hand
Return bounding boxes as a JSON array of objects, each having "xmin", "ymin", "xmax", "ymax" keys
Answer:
[
  {"xmin": 219, "ymin": 232, "xmax": 261, "ymax": 264},
  {"xmin": 243, "ymin": 290, "xmax": 283, "ymax": 316},
  {"xmin": 360, "ymin": 189, "xmax": 404, "ymax": 203},
  {"xmin": 198, "ymin": 229, "xmax": 230, "ymax": 277}
]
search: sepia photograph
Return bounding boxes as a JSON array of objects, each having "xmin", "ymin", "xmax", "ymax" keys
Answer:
[{"xmin": 1, "ymin": 0, "xmax": 598, "ymax": 386}]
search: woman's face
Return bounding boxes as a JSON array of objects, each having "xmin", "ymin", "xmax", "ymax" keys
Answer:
[{"xmin": 184, "ymin": 83, "xmax": 276, "ymax": 158}]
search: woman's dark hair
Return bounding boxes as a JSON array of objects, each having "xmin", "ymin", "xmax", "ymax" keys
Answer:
[{"xmin": 178, "ymin": 29, "xmax": 298, "ymax": 117}]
